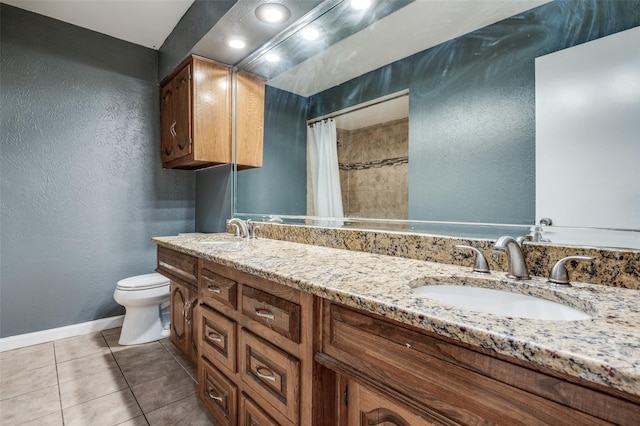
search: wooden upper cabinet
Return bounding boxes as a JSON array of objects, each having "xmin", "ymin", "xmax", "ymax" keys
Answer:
[
  {"xmin": 160, "ymin": 55, "xmax": 264, "ymax": 170},
  {"xmin": 235, "ymin": 70, "xmax": 265, "ymax": 170}
]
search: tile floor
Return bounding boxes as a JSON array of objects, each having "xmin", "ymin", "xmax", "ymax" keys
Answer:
[{"xmin": 0, "ymin": 328, "xmax": 219, "ymax": 425}]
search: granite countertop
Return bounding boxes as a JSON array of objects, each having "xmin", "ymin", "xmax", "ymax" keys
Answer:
[{"xmin": 153, "ymin": 233, "xmax": 640, "ymax": 398}]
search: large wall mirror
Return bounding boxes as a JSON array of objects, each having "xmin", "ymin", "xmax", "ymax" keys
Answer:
[{"xmin": 233, "ymin": 0, "xmax": 640, "ymax": 249}]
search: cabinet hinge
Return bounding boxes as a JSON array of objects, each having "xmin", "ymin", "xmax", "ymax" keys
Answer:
[
  {"xmin": 189, "ymin": 137, "xmax": 193, "ymax": 145},
  {"xmin": 344, "ymin": 385, "xmax": 349, "ymax": 406}
]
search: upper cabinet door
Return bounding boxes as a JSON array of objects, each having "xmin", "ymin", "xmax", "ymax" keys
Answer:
[
  {"xmin": 160, "ymin": 81, "xmax": 175, "ymax": 161},
  {"xmin": 172, "ymin": 64, "xmax": 193, "ymax": 162},
  {"xmin": 160, "ymin": 55, "xmax": 264, "ymax": 170},
  {"xmin": 160, "ymin": 63, "xmax": 192, "ymax": 165}
]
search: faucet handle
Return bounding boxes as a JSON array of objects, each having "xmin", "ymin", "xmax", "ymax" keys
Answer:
[
  {"xmin": 246, "ymin": 220, "xmax": 260, "ymax": 239},
  {"xmin": 455, "ymin": 245, "xmax": 490, "ymax": 274},
  {"xmin": 549, "ymin": 256, "xmax": 595, "ymax": 286}
]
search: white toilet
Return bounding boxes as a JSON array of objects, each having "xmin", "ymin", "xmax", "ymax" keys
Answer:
[{"xmin": 113, "ymin": 272, "xmax": 171, "ymax": 345}]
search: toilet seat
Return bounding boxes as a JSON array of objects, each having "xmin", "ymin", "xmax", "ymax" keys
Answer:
[{"xmin": 116, "ymin": 272, "xmax": 169, "ymax": 291}]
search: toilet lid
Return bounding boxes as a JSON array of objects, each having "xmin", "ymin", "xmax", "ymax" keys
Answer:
[{"xmin": 116, "ymin": 273, "xmax": 169, "ymax": 291}]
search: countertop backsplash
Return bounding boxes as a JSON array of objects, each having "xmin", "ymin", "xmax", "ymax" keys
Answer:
[{"xmin": 241, "ymin": 222, "xmax": 639, "ymax": 290}]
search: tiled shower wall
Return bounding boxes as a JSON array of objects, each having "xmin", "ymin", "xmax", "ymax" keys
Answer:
[{"xmin": 337, "ymin": 118, "xmax": 408, "ymax": 219}]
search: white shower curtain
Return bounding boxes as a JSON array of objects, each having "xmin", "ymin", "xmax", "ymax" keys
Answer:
[{"xmin": 308, "ymin": 119, "xmax": 344, "ymax": 224}]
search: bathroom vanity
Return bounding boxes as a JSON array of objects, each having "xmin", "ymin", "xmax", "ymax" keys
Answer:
[{"xmin": 154, "ymin": 232, "xmax": 640, "ymax": 425}]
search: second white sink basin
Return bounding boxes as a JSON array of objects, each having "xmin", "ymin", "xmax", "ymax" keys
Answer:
[{"xmin": 412, "ymin": 285, "xmax": 591, "ymax": 321}]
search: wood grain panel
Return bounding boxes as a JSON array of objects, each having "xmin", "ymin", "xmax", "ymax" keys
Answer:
[
  {"xmin": 240, "ymin": 329, "xmax": 300, "ymax": 423},
  {"xmin": 200, "ymin": 357, "xmax": 238, "ymax": 426},
  {"xmin": 239, "ymin": 393, "xmax": 279, "ymax": 426},
  {"xmin": 193, "ymin": 57, "xmax": 231, "ymax": 164},
  {"xmin": 201, "ymin": 265, "xmax": 238, "ymax": 310},
  {"xmin": 235, "ymin": 70, "xmax": 265, "ymax": 169},
  {"xmin": 200, "ymin": 305, "xmax": 237, "ymax": 374},
  {"xmin": 157, "ymin": 246, "xmax": 197, "ymax": 287},
  {"xmin": 242, "ymin": 286, "xmax": 301, "ymax": 343},
  {"xmin": 323, "ymin": 302, "xmax": 635, "ymax": 425}
]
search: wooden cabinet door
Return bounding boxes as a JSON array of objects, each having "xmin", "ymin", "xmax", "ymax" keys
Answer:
[
  {"xmin": 170, "ymin": 281, "xmax": 189, "ymax": 355},
  {"xmin": 170, "ymin": 281, "xmax": 198, "ymax": 364},
  {"xmin": 348, "ymin": 381, "xmax": 440, "ymax": 426},
  {"xmin": 186, "ymin": 287, "xmax": 199, "ymax": 365},
  {"xmin": 160, "ymin": 63, "xmax": 192, "ymax": 164},
  {"xmin": 160, "ymin": 82, "xmax": 176, "ymax": 162},
  {"xmin": 172, "ymin": 63, "xmax": 192, "ymax": 161}
]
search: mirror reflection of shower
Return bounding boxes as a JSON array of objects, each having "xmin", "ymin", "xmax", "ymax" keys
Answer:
[{"xmin": 307, "ymin": 91, "xmax": 409, "ymax": 222}]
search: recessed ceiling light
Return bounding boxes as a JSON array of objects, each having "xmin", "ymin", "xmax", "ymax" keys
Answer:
[
  {"xmin": 350, "ymin": 0, "xmax": 371, "ymax": 11},
  {"xmin": 255, "ymin": 3, "xmax": 291, "ymax": 24},
  {"xmin": 228, "ymin": 39, "xmax": 246, "ymax": 49},
  {"xmin": 301, "ymin": 25, "xmax": 321, "ymax": 41},
  {"xmin": 265, "ymin": 53, "xmax": 280, "ymax": 63}
]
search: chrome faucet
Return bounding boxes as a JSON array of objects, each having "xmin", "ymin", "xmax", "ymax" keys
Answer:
[
  {"xmin": 227, "ymin": 218, "xmax": 248, "ymax": 238},
  {"xmin": 493, "ymin": 236, "xmax": 530, "ymax": 280}
]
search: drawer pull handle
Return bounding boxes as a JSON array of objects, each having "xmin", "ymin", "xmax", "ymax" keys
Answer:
[
  {"xmin": 207, "ymin": 285, "xmax": 221, "ymax": 294},
  {"xmin": 207, "ymin": 387, "xmax": 223, "ymax": 402},
  {"xmin": 207, "ymin": 332, "xmax": 222, "ymax": 343},
  {"xmin": 254, "ymin": 308, "xmax": 275, "ymax": 320},
  {"xmin": 255, "ymin": 365, "xmax": 276, "ymax": 381}
]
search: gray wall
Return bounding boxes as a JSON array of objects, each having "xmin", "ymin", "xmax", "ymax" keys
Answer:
[
  {"xmin": 195, "ymin": 165, "xmax": 232, "ymax": 233},
  {"xmin": 308, "ymin": 0, "xmax": 640, "ymax": 225},
  {"xmin": 0, "ymin": 5, "xmax": 195, "ymax": 338},
  {"xmin": 158, "ymin": 0, "xmax": 237, "ymax": 79}
]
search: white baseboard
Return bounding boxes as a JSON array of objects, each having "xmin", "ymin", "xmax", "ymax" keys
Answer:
[{"xmin": 0, "ymin": 315, "xmax": 124, "ymax": 352}]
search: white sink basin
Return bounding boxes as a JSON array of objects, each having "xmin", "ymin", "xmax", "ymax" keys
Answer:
[{"xmin": 412, "ymin": 285, "xmax": 591, "ymax": 321}]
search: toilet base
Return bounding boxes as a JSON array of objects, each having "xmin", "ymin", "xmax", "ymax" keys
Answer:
[{"xmin": 118, "ymin": 306, "xmax": 170, "ymax": 346}]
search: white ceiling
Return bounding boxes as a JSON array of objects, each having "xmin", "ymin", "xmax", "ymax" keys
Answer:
[
  {"xmin": 1, "ymin": 0, "xmax": 194, "ymax": 49},
  {"xmin": 268, "ymin": 0, "xmax": 551, "ymax": 97}
]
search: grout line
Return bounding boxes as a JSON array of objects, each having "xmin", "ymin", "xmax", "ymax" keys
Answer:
[
  {"xmin": 102, "ymin": 329, "xmax": 149, "ymax": 426},
  {"xmin": 52, "ymin": 340, "xmax": 66, "ymax": 425}
]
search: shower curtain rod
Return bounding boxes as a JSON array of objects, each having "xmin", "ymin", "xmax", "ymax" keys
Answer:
[{"xmin": 307, "ymin": 89, "xmax": 409, "ymax": 125}]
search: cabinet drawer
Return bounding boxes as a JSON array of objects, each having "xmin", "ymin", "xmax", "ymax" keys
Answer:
[
  {"xmin": 200, "ymin": 306, "xmax": 236, "ymax": 374},
  {"xmin": 240, "ymin": 329, "xmax": 300, "ymax": 423},
  {"xmin": 239, "ymin": 393, "xmax": 280, "ymax": 426},
  {"xmin": 323, "ymin": 303, "xmax": 622, "ymax": 426},
  {"xmin": 200, "ymin": 357, "xmax": 238, "ymax": 426},
  {"xmin": 242, "ymin": 286, "xmax": 300, "ymax": 343},
  {"xmin": 200, "ymin": 266, "xmax": 238, "ymax": 310},
  {"xmin": 157, "ymin": 246, "xmax": 197, "ymax": 287}
]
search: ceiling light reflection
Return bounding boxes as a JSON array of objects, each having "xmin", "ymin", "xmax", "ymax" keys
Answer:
[
  {"xmin": 265, "ymin": 53, "xmax": 280, "ymax": 63},
  {"xmin": 255, "ymin": 3, "xmax": 291, "ymax": 24},
  {"xmin": 350, "ymin": 0, "xmax": 371, "ymax": 11}
]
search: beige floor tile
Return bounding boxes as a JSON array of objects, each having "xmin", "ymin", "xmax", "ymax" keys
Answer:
[
  {"xmin": 119, "ymin": 350, "xmax": 181, "ymax": 387},
  {"xmin": 1, "ymin": 342, "xmax": 52, "ymax": 359},
  {"xmin": 56, "ymin": 351, "xmax": 118, "ymax": 383},
  {"xmin": 19, "ymin": 410, "xmax": 63, "ymax": 425},
  {"xmin": 0, "ymin": 344, "xmax": 55, "ymax": 376},
  {"xmin": 111, "ymin": 341, "xmax": 168, "ymax": 366},
  {"xmin": 102, "ymin": 327, "xmax": 123, "ymax": 348},
  {"xmin": 132, "ymin": 367, "xmax": 197, "ymax": 413},
  {"xmin": 59, "ymin": 366, "xmax": 128, "ymax": 408},
  {"xmin": 146, "ymin": 394, "xmax": 220, "ymax": 426},
  {"xmin": 0, "ymin": 364, "xmax": 57, "ymax": 400},
  {"xmin": 62, "ymin": 388, "xmax": 142, "ymax": 426},
  {"xmin": 160, "ymin": 339, "xmax": 198, "ymax": 381},
  {"xmin": 54, "ymin": 332, "xmax": 110, "ymax": 363},
  {"xmin": 0, "ymin": 384, "xmax": 60, "ymax": 425},
  {"xmin": 116, "ymin": 416, "xmax": 150, "ymax": 426}
]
